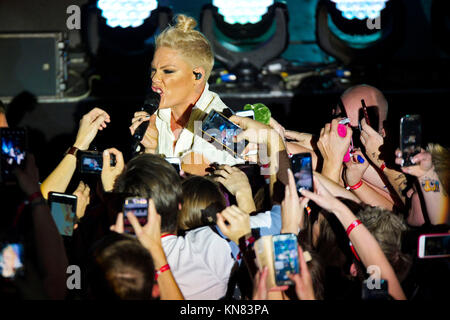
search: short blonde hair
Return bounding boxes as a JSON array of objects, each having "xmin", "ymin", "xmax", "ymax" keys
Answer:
[{"xmin": 156, "ymin": 14, "xmax": 214, "ymax": 80}]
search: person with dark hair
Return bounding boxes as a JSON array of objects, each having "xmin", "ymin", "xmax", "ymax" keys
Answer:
[
  {"xmin": 113, "ymin": 153, "xmax": 236, "ymax": 300},
  {"xmin": 89, "ymin": 235, "xmax": 156, "ymax": 300}
]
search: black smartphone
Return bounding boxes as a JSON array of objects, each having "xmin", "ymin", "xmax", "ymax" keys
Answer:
[
  {"xmin": 400, "ymin": 115, "xmax": 422, "ymax": 167},
  {"xmin": 358, "ymin": 101, "xmax": 380, "ymax": 132},
  {"xmin": 272, "ymin": 234, "xmax": 300, "ymax": 286},
  {"xmin": 0, "ymin": 242, "xmax": 25, "ymax": 279},
  {"xmin": 201, "ymin": 110, "xmax": 248, "ymax": 158},
  {"xmin": 48, "ymin": 192, "xmax": 78, "ymax": 236},
  {"xmin": 123, "ymin": 197, "xmax": 148, "ymax": 235},
  {"xmin": 78, "ymin": 151, "xmax": 116, "ymax": 174},
  {"xmin": 0, "ymin": 128, "xmax": 27, "ymax": 183},
  {"xmin": 290, "ymin": 153, "xmax": 314, "ymax": 194}
]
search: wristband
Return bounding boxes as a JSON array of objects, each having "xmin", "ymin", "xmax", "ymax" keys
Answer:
[
  {"xmin": 237, "ymin": 235, "xmax": 256, "ymax": 261},
  {"xmin": 380, "ymin": 162, "xmax": 386, "ymax": 172},
  {"xmin": 346, "ymin": 219, "xmax": 362, "ymax": 237},
  {"xmin": 154, "ymin": 264, "xmax": 170, "ymax": 281},
  {"xmin": 346, "ymin": 180, "xmax": 363, "ymax": 191},
  {"xmin": 64, "ymin": 146, "xmax": 79, "ymax": 158},
  {"xmin": 28, "ymin": 191, "xmax": 43, "ymax": 203}
]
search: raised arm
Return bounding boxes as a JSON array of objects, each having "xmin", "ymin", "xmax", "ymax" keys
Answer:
[
  {"xmin": 300, "ymin": 178, "xmax": 406, "ymax": 300},
  {"xmin": 213, "ymin": 164, "xmax": 256, "ymax": 214},
  {"xmin": 396, "ymin": 148, "xmax": 449, "ymax": 225},
  {"xmin": 14, "ymin": 155, "xmax": 69, "ymax": 299},
  {"xmin": 111, "ymin": 200, "xmax": 184, "ymax": 300},
  {"xmin": 40, "ymin": 108, "xmax": 110, "ymax": 199},
  {"xmin": 360, "ymin": 118, "xmax": 407, "ymax": 206},
  {"xmin": 316, "ymin": 119, "xmax": 353, "ymax": 184},
  {"xmin": 230, "ymin": 115, "xmax": 287, "ymax": 203},
  {"xmin": 344, "ymin": 150, "xmax": 394, "ymax": 210}
]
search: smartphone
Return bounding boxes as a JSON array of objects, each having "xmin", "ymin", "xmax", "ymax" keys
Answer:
[
  {"xmin": 78, "ymin": 151, "xmax": 116, "ymax": 174},
  {"xmin": 272, "ymin": 233, "xmax": 300, "ymax": 286},
  {"xmin": 236, "ymin": 110, "xmax": 255, "ymax": 120},
  {"xmin": 358, "ymin": 102, "xmax": 379, "ymax": 132},
  {"xmin": 123, "ymin": 197, "xmax": 148, "ymax": 235},
  {"xmin": 362, "ymin": 279, "xmax": 389, "ymax": 300},
  {"xmin": 201, "ymin": 110, "xmax": 249, "ymax": 158},
  {"xmin": 290, "ymin": 153, "xmax": 314, "ymax": 194},
  {"xmin": 48, "ymin": 192, "xmax": 78, "ymax": 236},
  {"xmin": 400, "ymin": 115, "xmax": 422, "ymax": 167},
  {"xmin": 417, "ymin": 233, "xmax": 450, "ymax": 259},
  {"xmin": 0, "ymin": 242, "xmax": 25, "ymax": 279},
  {"xmin": 165, "ymin": 157, "xmax": 181, "ymax": 174},
  {"xmin": 0, "ymin": 128, "xmax": 27, "ymax": 183}
]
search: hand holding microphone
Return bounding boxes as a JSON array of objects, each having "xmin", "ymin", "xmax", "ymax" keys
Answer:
[{"xmin": 130, "ymin": 91, "xmax": 160, "ymax": 154}]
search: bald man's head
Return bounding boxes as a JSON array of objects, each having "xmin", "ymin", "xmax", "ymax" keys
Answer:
[{"xmin": 338, "ymin": 84, "xmax": 388, "ymax": 133}]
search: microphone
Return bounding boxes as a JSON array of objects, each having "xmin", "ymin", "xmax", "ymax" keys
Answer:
[{"xmin": 132, "ymin": 91, "xmax": 161, "ymax": 154}]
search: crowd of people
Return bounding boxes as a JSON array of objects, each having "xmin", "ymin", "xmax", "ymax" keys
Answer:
[{"xmin": 0, "ymin": 14, "xmax": 448, "ymax": 301}]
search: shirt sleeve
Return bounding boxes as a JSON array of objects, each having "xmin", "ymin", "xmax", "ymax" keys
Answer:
[{"xmin": 250, "ymin": 204, "xmax": 282, "ymax": 237}]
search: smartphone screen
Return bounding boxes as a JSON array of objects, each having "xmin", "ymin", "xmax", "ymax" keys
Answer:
[
  {"xmin": 0, "ymin": 128, "xmax": 27, "ymax": 182},
  {"xmin": 272, "ymin": 234, "xmax": 299, "ymax": 286},
  {"xmin": 79, "ymin": 152, "xmax": 103, "ymax": 174},
  {"xmin": 400, "ymin": 115, "xmax": 422, "ymax": 167},
  {"xmin": 123, "ymin": 197, "xmax": 148, "ymax": 235},
  {"xmin": 48, "ymin": 192, "xmax": 77, "ymax": 236},
  {"xmin": 418, "ymin": 234, "xmax": 450, "ymax": 258},
  {"xmin": 201, "ymin": 110, "xmax": 248, "ymax": 158},
  {"xmin": 290, "ymin": 153, "xmax": 313, "ymax": 193},
  {"xmin": 0, "ymin": 243, "xmax": 25, "ymax": 279}
]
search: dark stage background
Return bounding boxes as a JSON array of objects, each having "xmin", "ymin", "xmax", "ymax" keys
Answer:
[{"xmin": 0, "ymin": 0, "xmax": 449, "ymax": 181}]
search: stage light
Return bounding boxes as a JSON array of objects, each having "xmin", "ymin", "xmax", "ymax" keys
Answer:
[
  {"xmin": 315, "ymin": 0, "xmax": 403, "ymax": 65},
  {"xmin": 330, "ymin": 0, "xmax": 389, "ymax": 20},
  {"xmin": 212, "ymin": 0, "xmax": 274, "ymax": 25},
  {"xmin": 201, "ymin": 2, "xmax": 289, "ymax": 86},
  {"xmin": 97, "ymin": 0, "xmax": 158, "ymax": 28}
]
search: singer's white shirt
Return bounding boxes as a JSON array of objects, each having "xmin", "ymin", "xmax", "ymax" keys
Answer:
[{"xmin": 155, "ymin": 83, "xmax": 244, "ymax": 165}]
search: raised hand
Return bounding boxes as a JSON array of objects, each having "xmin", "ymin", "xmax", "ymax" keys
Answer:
[
  {"xmin": 281, "ymin": 168, "xmax": 309, "ymax": 235},
  {"xmin": 74, "ymin": 108, "xmax": 110, "ymax": 151},
  {"xmin": 344, "ymin": 149, "xmax": 370, "ymax": 186},
  {"xmin": 130, "ymin": 112, "xmax": 158, "ymax": 153},
  {"xmin": 72, "ymin": 181, "xmax": 90, "ymax": 220},
  {"xmin": 101, "ymin": 148, "xmax": 125, "ymax": 192},
  {"xmin": 317, "ymin": 118, "xmax": 353, "ymax": 165},
  {"xmin": 216, "ymin": 205, "xmax": 251, "ymax": 245},
  {"xmin": 288, "ymin": 245, "xmax": 316, "ymax": 300},
  {"xmin": 360, "ymin": 118, "xmax": 384, "ymax": 166},
  {"xmin": 395, "ymin": 148, "xmax": 434, "ymax": 177}
]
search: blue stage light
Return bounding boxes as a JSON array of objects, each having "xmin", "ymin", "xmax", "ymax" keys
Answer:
[
  {"xmin": 212, "ymin": 0, "xmax": 274, "ymax": 24},
  {"xmin": 330, "ymin": 0, "xmax": 389, "ymax": 20},
  {"xmin": 97, "ymin": 0, "xmax": 158, "ymax": 28}
]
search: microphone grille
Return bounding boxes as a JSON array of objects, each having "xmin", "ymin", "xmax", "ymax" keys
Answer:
[{"xmin": 142, "ymin": 91, "xmax": 161, "ymax": 115}]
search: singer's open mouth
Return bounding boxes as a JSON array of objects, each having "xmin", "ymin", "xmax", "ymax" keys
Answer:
[{"xmin": 152, "ymin": 86, "xmax": 163, "ymax": 95}]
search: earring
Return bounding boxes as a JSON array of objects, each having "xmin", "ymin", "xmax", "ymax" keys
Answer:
[{"xmin": 194, "ymin": 72, "xmax": 202, "ymax": 80}]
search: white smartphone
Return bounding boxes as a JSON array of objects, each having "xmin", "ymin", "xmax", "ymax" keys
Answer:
[
  {"xmin": 417, "ymin": 233, "xmax": 450, "ymax": 259},
  {"xmin": 165, "ymin": 157, "xmax": 181, "ymax": 174},
  {"xmin": 236, "ymin": 110, "xmax": 255, "ymax": 120}
]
